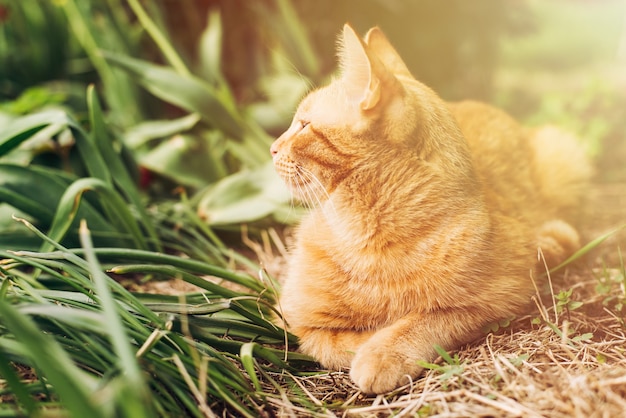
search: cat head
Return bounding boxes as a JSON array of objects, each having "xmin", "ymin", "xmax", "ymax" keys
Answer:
[{"xmin": 270, "ymin": 24, "xmax": 435, "ymax": 204}]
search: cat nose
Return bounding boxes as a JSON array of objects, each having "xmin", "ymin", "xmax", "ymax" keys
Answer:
[{"xmin": 270, "ymin": 142, "xmax": 278, "ymax": 157}]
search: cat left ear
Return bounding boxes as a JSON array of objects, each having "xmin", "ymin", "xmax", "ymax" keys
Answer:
[
  {"xmin": 364, "ymin": 27, "xmax": 413, "ymax": 80},
  {"xmin": 339, "ymin": 24, "xmax": 384, "ymax": 111}
]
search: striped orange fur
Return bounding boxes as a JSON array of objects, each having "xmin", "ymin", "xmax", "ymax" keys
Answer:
[{"xmin": 270, "ymin": 24, "xmax": 591, "ymax": 394}]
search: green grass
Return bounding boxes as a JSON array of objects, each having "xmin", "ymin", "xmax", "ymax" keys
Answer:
[{"xmin": 0, "ymin": 217, "xmax": 315, "ymax": 417}]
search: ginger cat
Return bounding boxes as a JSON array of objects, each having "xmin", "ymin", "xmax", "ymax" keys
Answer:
[{"xmin": 270, "ymin": 24, "xmax": 590, "ymax": 394}]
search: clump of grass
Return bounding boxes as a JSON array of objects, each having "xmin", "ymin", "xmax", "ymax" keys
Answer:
[{"xmin": 0, "ymin": 218, "xmax": 316, "ymax": 417}]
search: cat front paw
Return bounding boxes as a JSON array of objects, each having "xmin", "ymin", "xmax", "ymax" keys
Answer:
[{"xmin": 349, "ymin": 345, "xmax": 423, "ymax": 394}]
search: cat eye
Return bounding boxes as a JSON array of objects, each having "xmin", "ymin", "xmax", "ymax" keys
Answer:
[{"xmin": 300, "ymin": 120, "xmax": 310, "ymax": 129}]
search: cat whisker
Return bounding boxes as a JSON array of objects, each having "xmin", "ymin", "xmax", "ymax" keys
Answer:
[
  {"xmin": 299, "ymin": 167, "xmax": 337, "ymax": 215},
  {"xmin": 293, "ymin": 176, "xmax": 309, "ymax": 208},
  {"xmin": 288, "ymin": 165, "xmax": 315, "ymax": 210},
  {"xmin": 296, "ymin": 170, "xmax": 318, "ymax": 209},
  {"xmin": 281, "ymin": 165, "xmax": 298, "ymax": 222},
  {"xmin": 286, "ymin": 164, "xmax": 309, "ymax": 207},
  {"xmin": 280, "ymin": 161, "xmax": 336, "ymax": 214},
  {"xmin": 295, "ymin": 169, "xmax": 322, "ymax": 209}
]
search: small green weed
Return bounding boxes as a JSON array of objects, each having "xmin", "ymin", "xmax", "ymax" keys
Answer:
[
  {"xmin": 417, "ymin": 345, "xmax": 465, "ymax": 387},
  {"xmin": 555, "ymin": 288, "xmax": 584, "ymax": 316},
  {"xmin": 508, "ymin": 353, "xmax": 530, "ymax": 367},
  {"xmin": 482, "ymin": 316, "xmax": 516, "ymax": 333},
  {"xmin": 531, "ymin": 284, "xmax": 593, "ymax": 345}
]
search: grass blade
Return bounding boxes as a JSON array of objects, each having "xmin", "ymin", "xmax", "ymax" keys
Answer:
[
  {"xmin": 550, "ymin": 224, "xmax": 626, "ymax": 272},
  {"xmin": 71, "ymin": 248, "xmax": 265, "ymax": 292},
  {"xmin": 78, "ymin": 220, "xmax": 152, "ymax": 418},
  {"xmin": 108, "ymin": 264, "xmax": 247, "ymax": 299},
  {"xmin": 240, "ymin": 343, "xmax": 261, "ymax": 391},
  {"xmin": 0, "ymin": 301, "xmax": 101, "ymax": 418}
]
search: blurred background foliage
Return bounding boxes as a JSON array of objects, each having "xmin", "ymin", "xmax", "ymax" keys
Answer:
[{"xmin": 0, "ymin": 0, "xmax": 624, "ymax": 250}]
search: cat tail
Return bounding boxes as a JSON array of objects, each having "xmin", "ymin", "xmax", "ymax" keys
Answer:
[
  {"xmin": 530, "ymin": 126, "xmax": 593, "ymax": 266},
  {"xmin": 530, "ymin": 125, "xmax": 592, "ymax": 219}
]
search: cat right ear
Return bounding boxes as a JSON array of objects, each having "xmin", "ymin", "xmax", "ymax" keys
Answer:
[{"xmin": 339, "ymin": 24, "xmax": 383, "ymax": 111}]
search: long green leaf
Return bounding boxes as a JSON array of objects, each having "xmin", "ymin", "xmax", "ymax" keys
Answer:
[
  {"xmin": 68, "ymin": 248, "xmax": 265, "ymax": 292},
  {"xmin": 240, "ymin": 343, "xmax": 261, "ymax": 391},
  {"xmin": 109, "ymin": 264, "xmax": 247, "ymax": 299},
  {"xmin": 185, "ymin": 315, "xmax": 285, "ymax": 343},
  {"xmin": 198, "ymin": 10, "xmax": 224, "ymax": 84},
  {"xmin": 104, "ymin": 51, "xmax": 244, "ymax": 141},
  {"xmin": 0, "ymin": 110, "xmax": 69, "ymax": 156},
  {"xmin": 18, "ymin": 304, "xmax": 106, "ymax": 331},
  {"xmin": 126, "ymin": 0, "xmax": 191, "ymax": 77},
  {"xmin": 0, "ymin": 164, "xmax": 63, "ymax": 223}
]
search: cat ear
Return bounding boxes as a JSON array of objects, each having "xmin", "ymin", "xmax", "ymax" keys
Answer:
[
  {"xmin": 339, "ymin": 24, "xmax": 383, "ymax": 111},
  {"xmin": 364, "ymin": 27, "xmax": 413, "ymax": 79}
]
